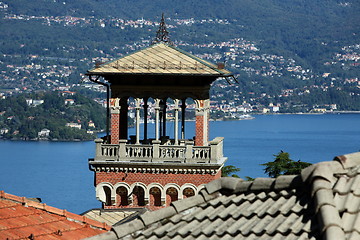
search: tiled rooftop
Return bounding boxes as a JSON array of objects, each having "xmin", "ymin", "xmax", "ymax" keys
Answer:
[
  {"xmin": 0, "ymin": 191, "xmax": 111, "ymax": 239},
  {"xmin": 87, "ymin": 152, "xmax": 360, "ymax": 240},
  {"xmin": 87, "ymin": 43, "xmax": 232, "ymax": 76}
]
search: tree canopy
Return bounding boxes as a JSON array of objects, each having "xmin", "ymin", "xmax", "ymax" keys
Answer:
[
  {"xmin": 221, "ymin": 165, "xmax": 241, "ymax": 178},
  {"xmin": 0, "ymin": 91, "xmax": 106, "ymax": 141},
  {"xmin": 261, "ymin": 151, "xmax": 311, "ymax": 178}
]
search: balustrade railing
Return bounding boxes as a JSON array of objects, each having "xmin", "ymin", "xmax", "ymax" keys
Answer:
[
  {"xmin": 126, "ymin": 145, "xmax": 153, "ymax": 160},
  {"xmin": 192, "ymin": 147, "xmax": 210, "ymax": 161},
  {"xmin": 159, "ymin": 145, "xmax": 186, "ymax": 161},
  {"xmin": 93, "ymin": 137, "xmax": 224, "ymax": 163}
]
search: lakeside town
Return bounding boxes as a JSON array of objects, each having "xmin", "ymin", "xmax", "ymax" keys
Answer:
[
  {"xmin": 1, "ymin": 5, "xmax": 360, "ymax": 140},
  {"xmin": 1, "ymin": 35, "xmax": 358, "ymax": 116}
]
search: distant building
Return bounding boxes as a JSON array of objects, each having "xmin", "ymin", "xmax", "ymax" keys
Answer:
[
  {"xmin": 66, "ymin": 122, "xmax": 81, "ymax": 129},
  {"xmin": 26, "ymin": 99, "xmax": 44, "ymax": 107},
  {"xmin": 0, "ymin": 128, "xmax": 9, "ymax": 135},
  {"xmin": 269, "ymin": 103, "xmax": 280, "ymax": 113},
  {"xmin": 88, "ymin": 120, "xmax": 96, "ymax": 128},
  {"xmin": 61, "ymin": 90, "xmax": 76, "ymax": 96},
  {"xmin": 65, "ymin": 99, "xmax": 75, "ymax": 105},
  {"xmin": 262, "ymin": 108, "xmax": 270, "ymax": 113},
  {"xmin": 38, "ymin": 128, "xmax": 50, "ymax": 138},
  {"xmin": 312, "ymin": 108, "xmax": 327, "ymax": 113}
]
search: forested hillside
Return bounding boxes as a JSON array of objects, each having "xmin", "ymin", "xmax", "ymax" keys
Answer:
[
  {"xmin": 0, "ymin": 92, "xmax": 106, "ymax": 140},
  {"xmin": 0, "ymin": 0, "xmax": 359, "ymax": 112}
]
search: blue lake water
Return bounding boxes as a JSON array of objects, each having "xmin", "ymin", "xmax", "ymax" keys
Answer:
[{"xmin": 1, "ymin": 114, "xmax": 360, "ymax": 214}]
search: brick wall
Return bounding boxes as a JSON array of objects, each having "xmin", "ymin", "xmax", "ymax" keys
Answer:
[
  {"xmin": 195, "ymin": 115, "xmax": 204, "ymax": 146},
  {"xmin": 95, "ymin": 171, "xmax": 221, "ymax": 187},
  {"xmin": 110, "ymin": 113, "xmax": 120, "ymax": 144},
  {"xmin": 96, "ymin": 170, "xmax": 221, "ymax": 209}
]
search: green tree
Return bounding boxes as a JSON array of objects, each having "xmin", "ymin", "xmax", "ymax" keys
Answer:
[
  {"xmin": 221, "ymin": 165, "xmax": 241, "ymax": 178},
  {"xmin": 261, "ymin": 151, "xmax": 311, "ymax": 178}
]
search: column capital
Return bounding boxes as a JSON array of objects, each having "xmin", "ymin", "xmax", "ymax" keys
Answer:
[
  {"xmin": 194, "ymin": 99, "xmax": 210, "ymax": 111},
  {"xmin": 173, "ymin": 99, "xmax": 180, "ymax": 110},
  {"xmin": 135, "ymin": 98, "xmax": 142, "ymax": 109},
  {"xmin": 110, "ymin": 98, "xmax": 121, "ymax": 114}
]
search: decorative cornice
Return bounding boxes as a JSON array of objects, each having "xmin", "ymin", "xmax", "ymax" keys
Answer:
[
  {"xmin": 95, "ymin": 167, "xmax": 218, "ymax": 175},
  {"xmin": 90, "ymin": 162, "xmax": 222, "ymax": 175}
]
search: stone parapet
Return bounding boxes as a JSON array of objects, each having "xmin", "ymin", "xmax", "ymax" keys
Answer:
[{"xmin": 91, "ymin": 137, "xmax": 226, "ymax": 164}]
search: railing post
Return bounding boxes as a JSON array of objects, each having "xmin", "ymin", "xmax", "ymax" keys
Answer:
[
  {"xmin": 185, "ymin": 140, "xmax": 193, "ymax": 162},
  {"xmin": 119, "ymin": 139, "xmax": 128, "ymax": 160},
  {"xmin": 152, "ymin": 140, "xmax": 161, "ymax": 162},
  {"xmin": 94, "ymin": 138, "xmax": 103, "ymax": 160},
  {"xmin": 210, "ymin": 137, "xmax": 224, "ymax": 163},
  {"xmin": 154, "ymin": 99, "xmax": 161, "ymax": 141}
]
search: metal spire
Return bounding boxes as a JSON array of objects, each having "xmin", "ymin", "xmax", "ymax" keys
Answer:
[{"xmin": 152, "ymin": 13, "xmax": 173, "ymax": 45}]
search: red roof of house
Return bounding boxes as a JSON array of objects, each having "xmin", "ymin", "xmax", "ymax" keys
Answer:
[{"xmin": 0, "ymin": 191, "xmax": 110, "ymax": 239}]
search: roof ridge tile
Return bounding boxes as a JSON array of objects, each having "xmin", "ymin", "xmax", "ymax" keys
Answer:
[
  {"xmin": 274, "ymin": 175, "xmax": 302, "ymax": 190},
  {"xmin": 334, "ymin": 152, "xmax": 360, "ymax": 169},
  {"xmin": 139, "ymin": 206, "xmax": 177, "ymax": 226},
  {"xmin": 234, "ymin": 181, "xmax": 253, "ymax": 193},
  {"xmin": 171, "ymin": 195, "xmax": 205, "ymax": 213},
  {"xmin": 198, "ymin": 188, "xmax": 221, "ymax": 202},
  {"xmin": 250, "ymin": 178, "xmax": 275, "ymax": 191},
  {"xmin": 301, "ymin": 161, "xmax": 342, "ymax": 184},
  {"xmin": 205, "ymin": 178, "xmax": 223, "ymax": 194},
  {"xmin": 111, "ymin": 218, "xmax": 145, "ymax": 239}
]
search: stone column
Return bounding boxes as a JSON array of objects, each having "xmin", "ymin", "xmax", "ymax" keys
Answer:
[
  {"xmin": 154, "ymin": 99, "xmax": 161, "ymax": 141},
  {"xmin": 143, "ymin": 98, "xmax": 149, "ymax": 142},
  {"xmin": 110, "ymin": 98, "xmax": 121, "ymax": 144},
  {"xmin": 174, "ymin": 99, "xmax": 180, "ymax": 145},
  {"xmin": 135, "ymin": 98, "xmax": 142, "ymax": 145},
  {"xmin": 195, "ymin": 99, "xmax": 210, "ymax": 146},
  {"xmin": 181, "ymin": 99, "xmax": 186, "ymax": 139}
]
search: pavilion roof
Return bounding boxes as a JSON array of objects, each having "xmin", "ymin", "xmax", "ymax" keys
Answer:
[{"xmin": 87, "ymin": 43, "xmax": 232, "ymax": 76}]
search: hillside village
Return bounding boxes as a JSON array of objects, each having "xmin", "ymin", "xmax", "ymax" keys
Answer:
[
  {"xmin": 2, "ymin": 37, "xmax": 359, "ymax": 115},
  {"xmin": 1, "ymin": 2, "xmax": 360, "ymax": 117}
]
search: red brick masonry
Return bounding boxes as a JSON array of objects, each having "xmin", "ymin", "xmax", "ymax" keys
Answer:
[{"xmin": 96, "ymin": 171, "xmax": 221, "ymax": 186}]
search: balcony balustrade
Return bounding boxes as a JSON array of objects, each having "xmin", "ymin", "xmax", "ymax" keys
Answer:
[{"xmin": 93, "ymin": 137, "xmax": 225, "ymax": 164}]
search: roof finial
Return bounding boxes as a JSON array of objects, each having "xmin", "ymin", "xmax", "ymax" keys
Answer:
[{"xmin": 152, "ymin": 13, "xmax": 173, "ymax": 45}]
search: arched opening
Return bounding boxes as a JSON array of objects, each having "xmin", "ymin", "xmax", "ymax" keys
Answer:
[
  {"xmin": 116, "ymin": 186, "xmax": 129, "ymax": 206},
  {"xmin": 133, "ymin": 186, "xmax": 145, "ymax": 206},
  {"xmin": 183, "ymin": 187, "xmax": 195, "ymax": 199},
  {"xmin": 149, "ymin": 187, "xmax": 162, "ymax": 207},
  {"xmin": 166, "ymin": 187, "xmax": 178, "ymax": 206},
  {"xmin": 103, "ymin": 186, "xmax": 112, "ymax": 206}
]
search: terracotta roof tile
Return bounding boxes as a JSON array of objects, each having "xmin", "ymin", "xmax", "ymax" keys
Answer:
[{"xmin": 0, "ymin": 191, "xmax": 110, "ymax": 239}]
